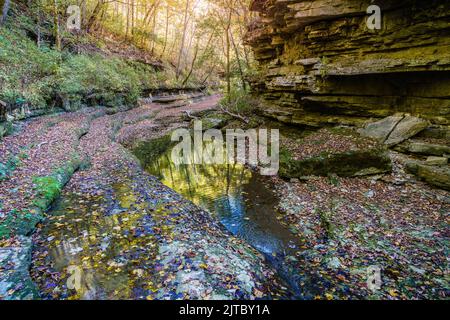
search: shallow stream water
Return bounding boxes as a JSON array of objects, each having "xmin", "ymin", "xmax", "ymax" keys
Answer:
[
  {"xmin": 32, "ymin": 129, "xmax": 310, "ymax": 299},
  {"xmin": 144, "ymin": 146, "xmax": 305, "ymax": 297}
]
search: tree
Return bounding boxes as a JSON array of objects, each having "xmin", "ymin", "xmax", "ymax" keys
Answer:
[
  {"xmin": 182, "ymin": 38, "xmax": 199, "ymax": 86},
  {"xmin": 212, "ymin": 0, "xmax": 235, "ymax": 97},
  {"xmin": 86, "ymin": 0, "xmax": 105, "ymax": 33},
  {"xmin": 175, "ymin": 0, "xmax": 190, "ymax": 80},
  {"xmin": 53, "ymin": 0, "xmax": 61, "ymax": 50},
  {"xmin": 0, "ymin": 0, "xmax": 11, "ymax": 25},
  {"xmin": 230, "ymin": 29, "xmax": 246, "ymax": 90},
  {"xmin": 225, "ymin": 5, "xmax": 231, "ymax": 97}
]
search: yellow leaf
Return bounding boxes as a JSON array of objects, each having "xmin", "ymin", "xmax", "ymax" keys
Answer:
[
  {"xmin": 254, "ymin": 289, "xmax": 263, "ymax": 298},
  {"xmin": 389, "ymin": 289, "xmax": 398, "ymax": 297}
]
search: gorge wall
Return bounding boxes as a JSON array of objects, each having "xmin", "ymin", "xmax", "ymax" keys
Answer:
[{"xmin": 246, "ymin": 0, "xmax": 450, "ymax": 127}]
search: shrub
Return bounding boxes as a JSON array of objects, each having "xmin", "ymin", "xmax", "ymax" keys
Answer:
[
  {"xmin": 0, "ymin": 27, "xmax": 59, "ymax": 110},
  {"xmin": 57, "ymin": 54, "xmax": 142, "ymax": 108},
  {"xmin": 220, "ymin": 87, "xmax": 258, "ymax": 115}
]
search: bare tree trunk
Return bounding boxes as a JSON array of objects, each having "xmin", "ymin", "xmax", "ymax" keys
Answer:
[
  {"xmin": 150, "ymin": 6, "xmax": 158, "ymax": 53},
  {"xmin": 168, "ymin": 31, "xmax": 177, "ymax": 63},
  {"xmin": 176, "ymin": 0, "xmax": 190, "ymax": 80},
  {"xmin": 0, "ymin": 0, "xmax": 10, "ymax": 25},
  {"xmin": 98, "ymin": 4, "xmax": 107, "ymax": 35},
  {"xmin": 35, "ymin": 0, "xmax": 42, "ymax": 47},
  {"xmin": 238, "ymin": 23, "xmax": 250, "ymax": 68},
  {"xmin": 182, "ymin": 40, "xmax": 199, "ymax": 86},
  {"xmin": 86, "ymin": 0, "xmax": 104, "ymax": 33},
  {"xmin": 225, "ymin": 6, "xmax": 232, "ymax": 98},
  {"xmin": 81, "ymin": 0, "xmax": 87, "ymax": 31},
  {"xmin": 230, "ymin": 30, "xmax": 246, "ymax": 90},
  {"xmin": 131, "ymin": 0, "xmax": 135, "ymax": 37},
  {"xmin": 126, "ymin": 0, "xmax": 130, "ymax": 38},
  {"xmin": 53, "ymin": 0, "xmax": 61, "ymax": 50},
  {"xmin": 160, "ymin": 5, "xmax": 170, "ymax": 58}
]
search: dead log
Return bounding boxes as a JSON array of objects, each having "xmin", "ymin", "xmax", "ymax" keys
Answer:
[{"xmin": 219, "ymin": 106, "xmax": 249, "ymax": 124}]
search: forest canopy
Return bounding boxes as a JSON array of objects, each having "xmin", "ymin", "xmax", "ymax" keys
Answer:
[
  {"xmin": 0, "ymin": 0, "xmax": 256, "ymax": 117},
  {"xmin": 34, "ymin": 0, "xmax": 254, "ymax": 89}
]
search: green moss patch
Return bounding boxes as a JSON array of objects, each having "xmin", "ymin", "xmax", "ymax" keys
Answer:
[
  {"xmin": 0, "ymin": 156, "xmax": 82, "ymax": 239},
  {"xmin": 280, "ymin": 147, "xmax": 392, "ymax": 178}
]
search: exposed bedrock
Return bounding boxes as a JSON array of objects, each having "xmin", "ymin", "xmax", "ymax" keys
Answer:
[{"xmin": 246, "ymin": 0, "xmax": 450, "ymax": 127}]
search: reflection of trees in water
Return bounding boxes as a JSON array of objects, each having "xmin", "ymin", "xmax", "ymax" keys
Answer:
[
  {"xmin": 42, "ymin": 186, "xmax": 157, "ymax": 299},
  {"xmin": 141, "ymin": 145, "xmax": 303, "ymax": 289},
  {"xmin": 147, "ymin": 147, "xmax": 252, "ymax": 210}
]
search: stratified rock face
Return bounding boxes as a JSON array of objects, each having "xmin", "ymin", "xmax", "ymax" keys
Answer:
[{"xmin": 246, "ymin": 0, "xmax": 450, "ymax": 127}]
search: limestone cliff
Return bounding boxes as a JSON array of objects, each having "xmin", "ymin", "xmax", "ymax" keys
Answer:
[{"xmin": 246, "ymin": 0, "xmax": 450, "ymax": 127}]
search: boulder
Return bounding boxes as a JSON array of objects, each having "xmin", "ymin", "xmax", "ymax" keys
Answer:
[
  {"xmin": 406, "ymin": 161, "xmax": 450, "ymax": 191},
  {"xmin": 359, "ymin": 114, "xmax": 405, "ymax": 142},
  {"xmin": 395, "ymin": 142, "xmax": 450, "ymax": 156},
  {"xmin": 359, "ymin": 115, "xmax": 429, "ymax": 147},
  {"xmin": 280, "ymin": 149, "xmax": 392, "ymax": 179},
  {"xmin": 425, "ymin": 156, "xmax": 448, "ymax": 166},
  {"xmin": 0, "ymin": 121, "xmax": 13, "ymax": 140},
  {"xmin": 385, "ymin": 116, "xmax": 429, "ymax": 147}
]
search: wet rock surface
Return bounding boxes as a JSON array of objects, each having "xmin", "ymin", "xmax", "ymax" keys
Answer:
[
  {"xmin": 0, "ymin": 236, "xmax": 37, "ymax": 300},
  {"xmin": 1, "ymin": 93, "xmax": 448, "ymax": 300},
  {"xmin": 27, "ymin": 96, "xmax": 286, "ymax": 300}
]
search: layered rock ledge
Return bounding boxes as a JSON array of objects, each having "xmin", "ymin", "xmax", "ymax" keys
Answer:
[{"xmin": 246, "ymin": 0, "xmax": 450, "ymax": 127}]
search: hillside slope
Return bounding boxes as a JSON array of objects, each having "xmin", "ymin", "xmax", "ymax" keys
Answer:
[{"xmin": 0, "ymin": 2, "xmax": 199, "ymax": 128}]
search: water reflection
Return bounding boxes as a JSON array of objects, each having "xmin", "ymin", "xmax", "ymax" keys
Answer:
[
  {"xmin": 145, "ymin": 146, "xmax": 299, "ymax": 258},
  {"xmin": 33, "ymin": 185, "xmax": 159, "ymax": 300}
]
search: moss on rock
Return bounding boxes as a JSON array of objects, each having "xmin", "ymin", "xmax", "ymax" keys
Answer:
[
  {"xmin": 280, "ymin": 148, "xmax": 392, "ymax": 178},
  {"xmin": 0, "ymin": 156, "xmax": 82, "ymax": 239}
]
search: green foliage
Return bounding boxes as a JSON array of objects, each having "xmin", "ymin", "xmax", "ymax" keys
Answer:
[
  {"xmin": 327, "ymin": 173, "xmax": 340, "ymax": 187},
  {"xmin": 0, "ymin": 9, "xmax": 162, "ymax": 114},
  {"xmin": 57, "ymin": 54, "xmax": 142, "ymax": 108},
  {"xmin": 157, "ymin": 71, "xmax": 184, "ymax": 88},
  {"xmin": 128, "ymin": 60, "xmax": 160, "ymax": 89},
  {"xmin": 0, "ymin": 27, "xmax": 59, "ymax": 109},
  {"xmin": 220, "ymin": 86, "xmax": 258, "ymax": 115},
  {"xmin": 279, "ymin": 147, "xmax": 295, "ymax": 176}
]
